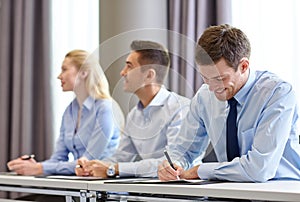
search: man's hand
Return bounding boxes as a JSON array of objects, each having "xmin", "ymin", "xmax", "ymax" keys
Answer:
[
  {"xmin": 76, "ymin": 159, "xmax": 110, "ymax": 178},
  {"xmin": 180, "ymin": 165, "xmax": 200, "ymax": 180},
  {"xmin": 87, "ymin": 160, "xmax": 110, "ymax": 177},
  {"xmin": 75, "ymin": 157, "xmax": 90, "ymax": 176},
  {"xmin": 7, "ymin": 157, "xmax": 43, "ymax": 176},
  {"xmin": 158, "ymin": 160, "xmax": 183, "ymax": 181}
]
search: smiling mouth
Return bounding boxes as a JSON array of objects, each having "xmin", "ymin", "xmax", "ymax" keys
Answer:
[{"xmin": 215, "ymin": 88, "xmax": 225, "ymax": 94}]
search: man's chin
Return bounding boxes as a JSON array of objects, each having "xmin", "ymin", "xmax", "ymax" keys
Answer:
[
  {"xmin": 123, "ymin": 88, "xmax": 130, "ymax": 93},
  {"xmin": 214, "ymin": 93, "xmax": 227, "ymax": 101},
  {"xmin": 123, "ymin": 87, "xmax": 134, "ymax": 93}
]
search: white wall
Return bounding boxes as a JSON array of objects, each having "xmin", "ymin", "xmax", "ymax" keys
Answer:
[
  {"xmin": 232, "ymin": 0, "xmax": 300, "ymax": 110},
  {"xmin": 99, "ymin": 0, "xmax": 168, "ymax": 114}
]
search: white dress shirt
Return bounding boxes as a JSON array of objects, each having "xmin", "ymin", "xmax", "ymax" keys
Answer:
[{"xmin": 105, "ymin": 86, "xmax": 190, "ymax": 177}]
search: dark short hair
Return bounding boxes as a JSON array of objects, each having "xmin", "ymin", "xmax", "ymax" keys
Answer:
[
  {"xmin": 130, "ymin": 40, "xmax": 170, "ymax": 84},
  {"xmin": 195, "ymin": 24, "xmax": 251, "ymax": 70}
]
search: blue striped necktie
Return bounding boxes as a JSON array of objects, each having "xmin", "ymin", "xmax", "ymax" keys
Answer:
[{"xmin": 226, "ymin": 97, "xmax": 240, "ymax": 161}]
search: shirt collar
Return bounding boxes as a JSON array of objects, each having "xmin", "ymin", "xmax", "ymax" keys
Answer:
[
  {"xmin": 137, "ymin": 86, "xmax": 170, "ymax": 110},
  {"xmin": 73, "ymin": 96, "xmax": 96, "ymax": 111},
  {"xmin": 234, "ymin": 69, "xmax": 256, "ymax": 105}
]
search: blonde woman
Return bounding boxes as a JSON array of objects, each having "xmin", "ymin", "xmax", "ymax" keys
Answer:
[{"xmin": 8, "ymin": 49, "xmax": 122, "ymax": 176}]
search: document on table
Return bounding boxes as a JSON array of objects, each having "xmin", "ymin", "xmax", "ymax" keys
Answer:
[
  {"xmin": 0, "ymin": 172, "xmax": 105, "ymax": 180},
  {"xmin": 35, "ymin": 175, "xmax": 105, "ymax": 180},
  {"xmin": 35, "ymin": 175, "xmax": 138, "ymax": 181},
  {"xmin": 104, "ymin": 178, "xmax": 222, "ymax": 185},
  {"xmin": 0, "ymin": 172, "xmax": 18, "ymax": 176}
]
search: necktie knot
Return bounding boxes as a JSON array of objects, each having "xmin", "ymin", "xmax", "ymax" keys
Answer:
[{"xmin": 228, "ymin": 97, "xmax": 237, "ymax": 107}]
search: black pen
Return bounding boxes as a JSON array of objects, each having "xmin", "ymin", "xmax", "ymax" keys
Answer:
[
  {"xmin": 164, "ymin": 150, "xmax": 180, "ymax": 180},
  {"xmin": 21, "ymin": 154, "xmax": 35, "ymax": 160}
]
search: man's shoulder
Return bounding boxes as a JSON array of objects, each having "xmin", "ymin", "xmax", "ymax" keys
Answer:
[
  {"xmin": 168, "ymin": 91, "xmax": 191, "ymax": 103},
  {"xmin": 254, "ymin": 71, "xmax": 292, "ymax": 92},
  {"xmin": 162, "ymin": 92, "xmax": 191, "ymax": 111}
]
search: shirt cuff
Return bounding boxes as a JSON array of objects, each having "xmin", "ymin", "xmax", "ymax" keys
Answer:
[
  {"xmin": 197, "ymin": 162, "xmax": 219, "ymax": 180},
  {"xmin": 118, "ymin": 162, "xmax": 136, "ymax": 177},
  {"xmin": 41, "ymin": 161, "xmax": 77, "ymax": 175},
  {"xmin": 41, "ymin": 162, "xmax": 58, "ymax": 175}
]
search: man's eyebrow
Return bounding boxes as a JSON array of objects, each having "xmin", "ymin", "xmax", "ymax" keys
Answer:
[
  {"xmin": 126, "ymin": 61, "xmax": 133, "ymax": 65},
  {"xmin": 199, "ymin": 72, "xmax": 225, "ymax": 79},
  {"xmin": 211, "ymin": 75, "xmax": 225, "ymax": 79}
]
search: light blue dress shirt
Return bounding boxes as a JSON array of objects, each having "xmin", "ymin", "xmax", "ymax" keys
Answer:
[
  {"xmin": 105, "ymin": 87, "xmax": 190, "ymax": 177},
  {"xmin": 41, "ymin": 96, "xmax": 121, "ymax": 175},
  {"xmin": 171, "ymin": 70, "xmax": 300, "ymax": 182}
]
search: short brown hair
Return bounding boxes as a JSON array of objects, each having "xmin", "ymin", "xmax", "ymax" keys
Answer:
[
  {"xmin": 195, "ymin": 24, "xmax": 251, "ymax": 70},
  {"xmin": 130, "ymin": 40, "xmax": 170, "ymax": 84}
]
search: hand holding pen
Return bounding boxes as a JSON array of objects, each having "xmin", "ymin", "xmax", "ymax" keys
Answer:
[
  {"xmin": 7, "ymin": 154, "xmax": 43, "ymax": 175},
  {"xmin": 163, "ymin": 150, "xmax": 180, "ymax": 180},
  {"xmin": 75, "ymin": 157, "xmax": 91, "ymax": 176}
]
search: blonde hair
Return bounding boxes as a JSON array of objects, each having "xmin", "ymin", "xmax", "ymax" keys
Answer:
[{"xmin": 65, "ymin": 49, "xmax": 111, "ymax": 99}]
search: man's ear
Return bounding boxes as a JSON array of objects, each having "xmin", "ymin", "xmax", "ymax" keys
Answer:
[
  {"xmin": 145, "ymin": 68, "xmax": 156, "ymax": 81},
  {"xmin": 239, "ymin": 57, "xmax": 249, "ymax": 73}
]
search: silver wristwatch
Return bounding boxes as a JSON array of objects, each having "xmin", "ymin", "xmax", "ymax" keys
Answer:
[{"xmin": 106, "ymin": 164, "xmax": 116, "ymax": 177}]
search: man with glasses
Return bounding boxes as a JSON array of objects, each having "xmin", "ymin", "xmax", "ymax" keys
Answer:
[{"xmin": 158, "ymin": 24, "xmax": 300, "ymax": 182}]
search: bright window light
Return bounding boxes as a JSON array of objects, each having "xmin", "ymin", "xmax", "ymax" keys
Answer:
[
  {"xmin": 232, "ymin": 0, "xmax": 300, "ymax": 107},
  {"xmin": 50, "ymin": 0, "xmax": 99, "ymax": 152}
]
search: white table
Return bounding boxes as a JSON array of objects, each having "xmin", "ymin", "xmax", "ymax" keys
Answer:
[
  {"xmin": 1, "ymin": 174, "xmax": 300, "ymax": 201},
  {"xmin": 0, "ymin": 174, "xmax": 91, "ymax": 202},
  {"xmin": 88, "ymin": 179, "xmax": 300, "ymax": 201}
]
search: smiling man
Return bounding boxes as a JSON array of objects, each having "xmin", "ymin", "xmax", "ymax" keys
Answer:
[{"xmin": 158, "ymin": 24, "xmax": 300, "ymax": 182}]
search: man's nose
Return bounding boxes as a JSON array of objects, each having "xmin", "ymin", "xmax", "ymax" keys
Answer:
[{"xmin": 120, "ymin": 67, "xmax": 127, "ymax": 77}]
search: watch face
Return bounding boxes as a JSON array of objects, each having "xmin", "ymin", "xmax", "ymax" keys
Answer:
[{"xmin": 106, "ymin": 165, "xmax": 115, "ymax": 177}]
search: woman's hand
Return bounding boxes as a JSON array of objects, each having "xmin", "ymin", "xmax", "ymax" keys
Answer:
[{"xmin": 7, "ymin": 156, "xmax": 43, "ymax": 175}]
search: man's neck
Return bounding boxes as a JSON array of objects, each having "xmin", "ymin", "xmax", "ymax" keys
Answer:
[{"xmin": 136, "ymin": 84, "xmax": 162, "ymax": 108}]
